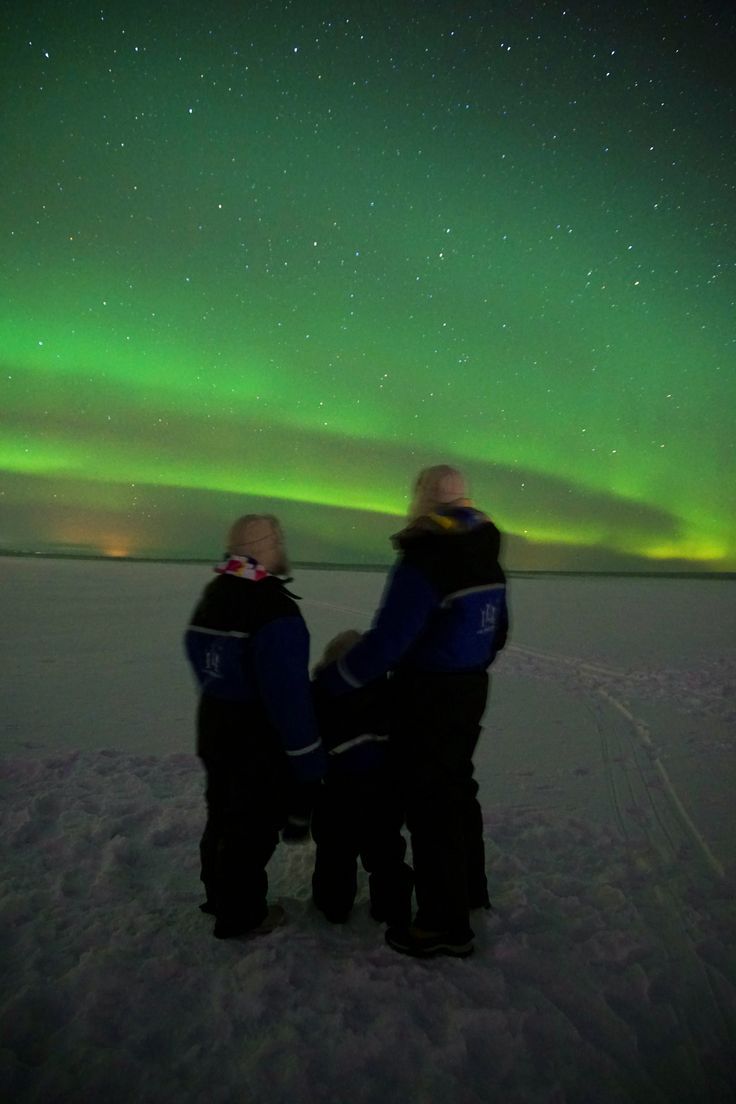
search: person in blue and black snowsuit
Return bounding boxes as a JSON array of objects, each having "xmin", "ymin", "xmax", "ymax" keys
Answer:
[
  {"xmin": 184, "ymin": 514, "xmax": 325, "ymax": 940},
  {"xmin": 315, "ymin": 466, "xmax": 508, "ymax": 958},
  {"xmin": 309, "ymin": 631, "xmax": 414, "ymax": 927}
]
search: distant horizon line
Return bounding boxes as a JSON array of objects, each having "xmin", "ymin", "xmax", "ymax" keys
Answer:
[{"xmin": 1, "ymin": 548, "xmax": 733, "ymax": 581}]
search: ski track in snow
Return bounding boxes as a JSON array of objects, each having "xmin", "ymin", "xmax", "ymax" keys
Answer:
[{"xmin": 504, "ymin": 643, "xmax": 729, "ymax": 879}]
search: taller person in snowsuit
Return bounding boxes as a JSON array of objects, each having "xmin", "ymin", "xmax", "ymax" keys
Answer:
[
  {"xmin": 185, "ymin": 514, "xmax": 325, "ymax": 939},
  {"xmin": 316, "ymin": 466, "xmax": 508, "ymax": 958}
]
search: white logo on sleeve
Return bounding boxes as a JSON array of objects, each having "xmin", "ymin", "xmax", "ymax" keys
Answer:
[
  {"xmin": 479, "ymin": 602, "xmax": 497, "ymax": 634},
  {"xmin": 204, "ymin": 646, "xmax": 223, "ymax": 678}
]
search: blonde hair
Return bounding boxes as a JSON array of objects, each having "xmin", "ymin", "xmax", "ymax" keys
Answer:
[
  {"xmin": 408, "ymin": 465, "xmax": 469, "ymax": 521},
  {"xmin": 226, "ymin": 514, "xmax": 288, "ymax": 573}
]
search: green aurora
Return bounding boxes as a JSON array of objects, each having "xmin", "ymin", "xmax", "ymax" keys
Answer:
[{"xmin": 1, "ymin": 1, "xmax": 734, "ymax": 569}]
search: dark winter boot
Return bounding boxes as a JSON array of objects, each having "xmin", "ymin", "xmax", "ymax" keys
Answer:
[{"xmin": 385, "ymin": 923, "xmax": 474, "ymax": 959}]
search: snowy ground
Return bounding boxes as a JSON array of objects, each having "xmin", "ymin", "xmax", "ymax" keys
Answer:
[{"xmin": 1, "ymin": 556, "xmax": 734, "ymax": 1103}]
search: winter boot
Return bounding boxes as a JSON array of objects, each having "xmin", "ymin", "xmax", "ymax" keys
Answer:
[{"xmin": 385, "ymin": 923, "xmax": 474, "ymax": 958}]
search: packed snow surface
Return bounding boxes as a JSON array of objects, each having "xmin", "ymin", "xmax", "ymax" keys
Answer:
[{"xmin": 1, "ymin": 557, "xmax": 734, "ymax": 1103}]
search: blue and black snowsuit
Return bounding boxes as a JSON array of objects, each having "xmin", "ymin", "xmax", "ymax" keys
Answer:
[
  {"xmin": 317, "ymin": 507, "xmax": 508, "ymax": 938},
  {"xmin": 311, "ymin": 677, "xmax": 414, "ymax": 925},
  {"xmin": 185, "ymin": 557, "xmax": 325, "ymax": 935}
]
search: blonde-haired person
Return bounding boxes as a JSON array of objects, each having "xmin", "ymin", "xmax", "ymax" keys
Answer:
[
  {"xmin": 316, "ymin": 466, "xmax": 508, "ymax": 958},
  {"xmin": 185, "ymin": 514, "xmax": 325, "ymax": 939}
]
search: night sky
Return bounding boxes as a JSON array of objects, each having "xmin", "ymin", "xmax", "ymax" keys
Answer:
[{"xmin": 1, "ymin": 1, "xmax": 734, "ymax": 570}]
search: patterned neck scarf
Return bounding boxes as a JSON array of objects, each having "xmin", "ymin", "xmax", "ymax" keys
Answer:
[{"xmin": 214, "ymin": 554, "xmax": 270, "ymax": 581}]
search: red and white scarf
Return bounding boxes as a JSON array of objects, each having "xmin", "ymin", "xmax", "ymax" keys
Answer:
[{"xmin": 214, "ymin": 554, "xmax": 270, "ymax": 581}]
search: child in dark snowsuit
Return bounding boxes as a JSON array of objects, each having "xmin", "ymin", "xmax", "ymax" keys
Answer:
[{"xmin": 310, "ymin": 631, "xmax": 414, "ymax": 926}]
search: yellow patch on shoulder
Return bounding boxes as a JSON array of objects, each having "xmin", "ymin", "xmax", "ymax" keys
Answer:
[{"xmin": 427, "ymin": 512, "xmax": 458, "ymax": 531}]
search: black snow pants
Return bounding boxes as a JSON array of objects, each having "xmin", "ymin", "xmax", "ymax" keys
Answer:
[
  {"xmin": 390, "ymin": 669, "xmax": 490, "ymax": 937},
  {"xmin": 311, "ymin": 771, "xmax": 414, "ymax": 925},
  {"xmin": 197, "ymin": 696, "xmax": 290, "ymax": 930}
]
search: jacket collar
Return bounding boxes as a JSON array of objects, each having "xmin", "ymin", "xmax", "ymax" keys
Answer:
[{"xmin": 392, "ymin": 506, "xmax": 490, "ymax": 549}]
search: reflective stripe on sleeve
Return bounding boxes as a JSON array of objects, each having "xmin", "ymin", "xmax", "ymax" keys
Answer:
[
  {"xmin": 286, "ymin": 739, "xmax": 323, "ymax": 758},
  {"xmin": 440, "ymin": 583, "xmax": 505, "ymax": 608},
  {"xmin": 329, "ymin": 733, "xmax": 389, "ymax": 757},
  {"xmin": 188, "ymin": 626, "xmax": 250, "ymax": 639},
  {"xmin": 337, "ymin": 655, "xmax": 363, "ymax": 688}
]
